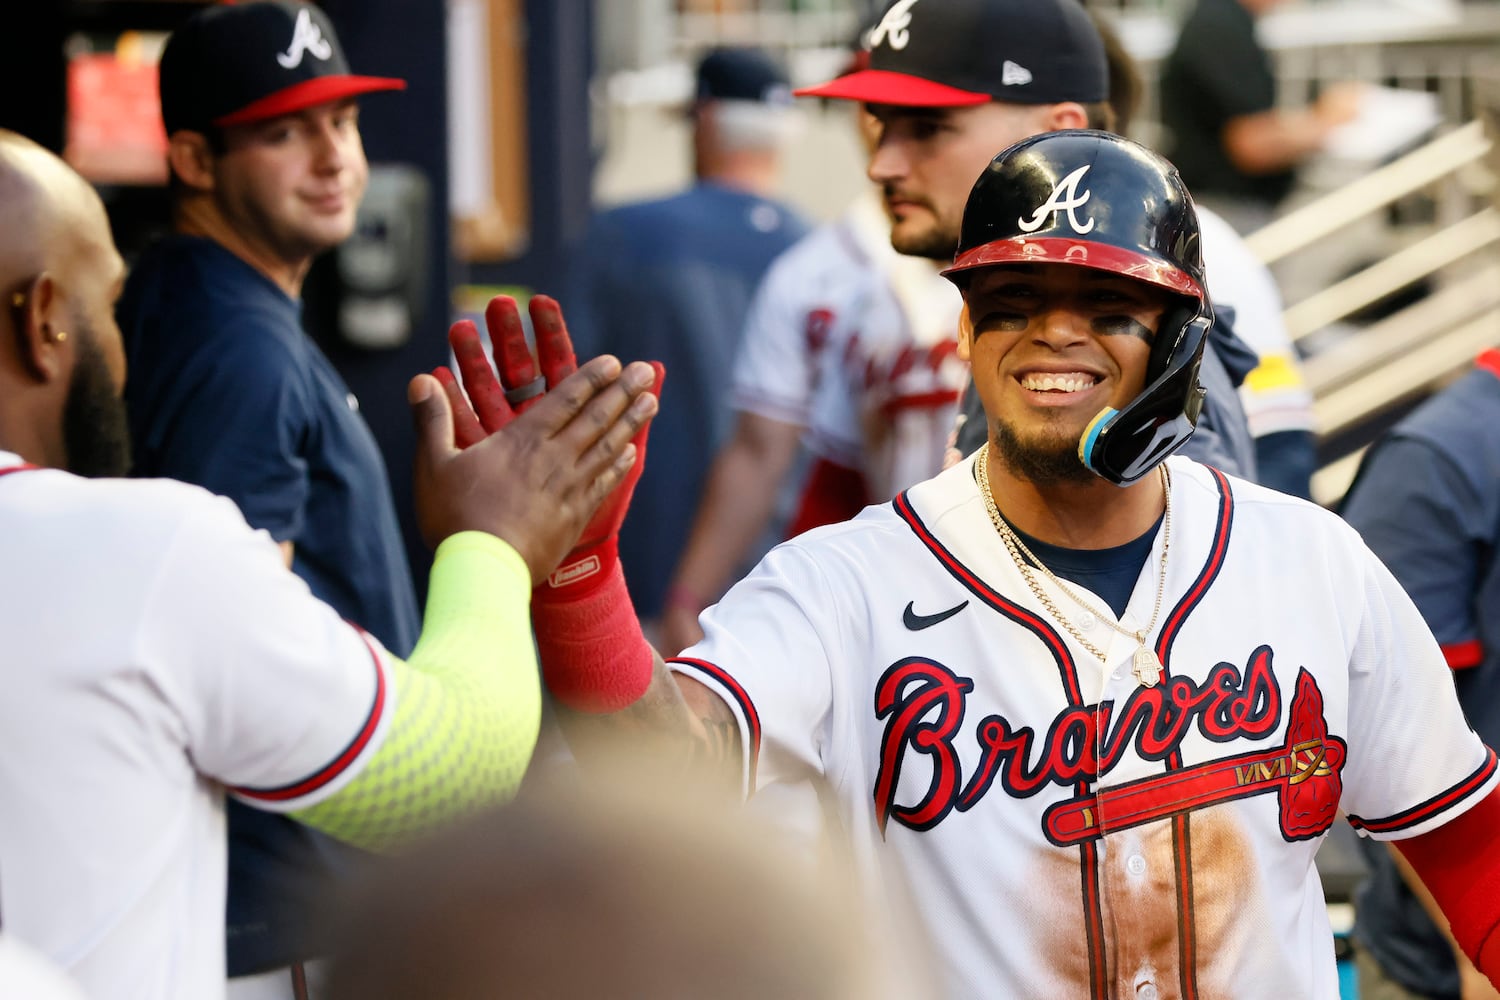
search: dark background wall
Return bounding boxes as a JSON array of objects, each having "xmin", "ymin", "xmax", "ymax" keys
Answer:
[{"xmin": 1, "ymin": 0, "xmax": 596, "ymax": 595}]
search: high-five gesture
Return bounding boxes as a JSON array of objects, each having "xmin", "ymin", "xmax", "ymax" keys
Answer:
[
  {"xmin": 412, "ymin": 294, "xmax": 659, "ymax": 588},
  {"xmin": 439, "ymin": 295, "xmax": 664, "ymax": 593},
  {"xmin": 437, "ymin": 294, "xmax": 665, "ymax": 713}
]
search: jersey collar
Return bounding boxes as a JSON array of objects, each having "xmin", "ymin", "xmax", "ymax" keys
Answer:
[{"xmin": 0, "ymin": 450, "xmax": 37, "ymax": 475}]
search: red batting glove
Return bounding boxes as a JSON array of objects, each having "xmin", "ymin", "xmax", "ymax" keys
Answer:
[
  {"xmin": 445, "ymin": 295, "xmax": 662, "ymax": 595},
  {"xmin": 445, "ymin": 294, "xmax": 663, "ymax": 712}
]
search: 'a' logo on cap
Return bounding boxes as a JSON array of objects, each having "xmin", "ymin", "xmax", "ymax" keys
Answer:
[
  {"xmin": 1017, "ymin": 165, "xmax": 1096, "ymax": 235},
  {"xmin": 866, "ymin": 0, "xmax": 922, "ymax": 51},
  {"xmin": 277, "ymin": 8, "xmax": 334, "ymax": 69}
]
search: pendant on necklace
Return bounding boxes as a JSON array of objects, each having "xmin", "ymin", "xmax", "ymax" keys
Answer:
[{"xmin": 1132, "ymin": 645, "xmax": 1162, "ymax": 687}]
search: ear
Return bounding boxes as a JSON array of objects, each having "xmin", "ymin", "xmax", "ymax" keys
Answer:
[
  {"xmin": 956, "ymin": 304, "xmax": 974, "ymax": 362},
  {"xmin": 11, "ymin": 274, "xmax": 71, "ymax": 384},
  {"xmin": 1045, "ymin": 102, "xmax": 1090, "ymax": 132},
  {"xmin": 167, "ymin": 131, "xmax": 217, "ymax": 193}
]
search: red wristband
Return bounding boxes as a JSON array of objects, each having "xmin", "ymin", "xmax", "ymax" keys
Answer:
[{"xmin": 533, "ymin": 557, "xmax": 654, "ymax": 713}]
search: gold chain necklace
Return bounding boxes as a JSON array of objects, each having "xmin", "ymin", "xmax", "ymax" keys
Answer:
[{"xmin": 974, "ymin": 443, "xmax": 1171, "ymax": 687}]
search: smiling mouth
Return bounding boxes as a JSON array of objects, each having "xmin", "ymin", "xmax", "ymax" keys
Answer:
[{"xmin": 1019, "ymin": 372, "xmax": 1099, "ymax": 393}]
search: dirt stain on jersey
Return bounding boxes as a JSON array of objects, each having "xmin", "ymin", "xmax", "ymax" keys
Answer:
[{"xmin": 1031, "ymin": 806, "xmax": 1254, "ymax": 998}]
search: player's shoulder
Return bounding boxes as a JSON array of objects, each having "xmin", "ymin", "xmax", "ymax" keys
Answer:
[
  {"xmin": 1169, "ymin": 456, "xmax": 1363, "ymax": 546},
  {"xmin": 758, "ymin": 214, "xmax": 877, "ymax": 287},
  {"xmin": 2, "ymin": 467, "xmax": 257, "ymax": 557},
  {"xmin": 1390, "ymin": 366, "xmax": 1500, "ymax": 454}
]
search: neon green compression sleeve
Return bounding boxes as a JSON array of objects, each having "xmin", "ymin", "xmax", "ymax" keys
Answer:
[{"xmin": 291, "ymin": 531, "xmax": 542, "ymax": 851}]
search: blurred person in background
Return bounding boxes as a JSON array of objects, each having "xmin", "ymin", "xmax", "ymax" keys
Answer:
[
  {"xmin": 660, "ymin": 0, "xmax": 1113, "ymax": 655},
  {"xmin": 114, "ymin": 3, "xmax": 418, "ymax": 995},
  {"xmin": 1342, "ymin": 348, "xmax": 1500, "ymax": 1000},
  {"xmin": 1160, "ymin": 0, "xmax": 1364, "ymax": 235},
  {"xmin": 1097, "ymin": 5, "xmax": 1316, "ymax": 498},
  {"xmin": 562, "ymin": 46, "xmax": 808, "ymax": 640},
  {"xmin": 324, "ymin": 755, "xmax": 931, "ymax": 1000}
]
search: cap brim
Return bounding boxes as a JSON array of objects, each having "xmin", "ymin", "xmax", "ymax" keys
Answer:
[
  {"xmin": 792, "ymin": 69, "xmax": 989, "ymax": 108},
  {"xmin": 212, "ymin": 75, "xmax": 408, "ymax": 128},
  {"xmin": 942, "ymin": 238, "xmax": 1204, "ymax": 299}
]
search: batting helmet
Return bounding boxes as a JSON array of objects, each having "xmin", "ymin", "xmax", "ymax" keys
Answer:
[{"xmin": 942, "ymin": 129, "xmax": 1211, "ymax": 486}]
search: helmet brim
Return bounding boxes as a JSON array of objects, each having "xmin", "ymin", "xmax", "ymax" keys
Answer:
[{"xmin": 941, "ymin": 237, "xmax": 1203, "ymax": 300}]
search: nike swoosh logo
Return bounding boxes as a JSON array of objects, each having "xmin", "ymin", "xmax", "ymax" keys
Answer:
[{"xmin": 902, "ymin": 600, "xmax": 970, "ymax": 631}]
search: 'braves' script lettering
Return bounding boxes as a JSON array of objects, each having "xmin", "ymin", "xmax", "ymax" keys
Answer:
[{"xmin": 873, "ymin": 645, "xmax": 1283, "ymax": 835}]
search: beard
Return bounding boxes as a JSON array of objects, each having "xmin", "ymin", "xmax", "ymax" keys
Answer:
[
  {"xmin": 991, "ymin": 415, "xmax": 1095, "ymax": 487},
  {"xmin": 63, "ymin": 328, "xmax": 132, "ymax": 479},
  {"xmin": 890, "ymin": 225, "xmax": 959, "ymax": 261},
  {"xmin": 884, "ymin": 193, "xmax": 960, "ymax": 261}
]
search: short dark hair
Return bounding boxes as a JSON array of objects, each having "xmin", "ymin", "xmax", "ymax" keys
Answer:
[
  {"xmin": 1083, "ymin": 100, "xmax": 1118, "ymax": 133},
  {"xmin": 1089, "ymin": 11, "xmax": 1142, "ymax": 134}
]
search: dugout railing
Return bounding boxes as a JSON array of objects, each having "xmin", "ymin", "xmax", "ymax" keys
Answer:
[{"xmin": 1242, "ymin": 113, "xmax": 1498, "ymax": 508}]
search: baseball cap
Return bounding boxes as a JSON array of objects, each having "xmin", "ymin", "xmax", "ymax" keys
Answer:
[
  {"xmin": 693, "ymin": 47, "xmax": 793, "ymax": 108},
  {"xmin": 795, "ymin": 0, "xmax": 1107, "ymax": 108},
  {"xmin": 159, "ymin": 1, "xmax": 407, "ymax": 135}
]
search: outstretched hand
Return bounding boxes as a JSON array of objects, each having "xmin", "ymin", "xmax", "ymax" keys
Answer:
[
  {"xmin": 410, "ymin": 296, "xmax": 659, "ymax": 585},
  {"xmin": 434, "ymin": 295, "xmax": 664, "ymax": 589}
]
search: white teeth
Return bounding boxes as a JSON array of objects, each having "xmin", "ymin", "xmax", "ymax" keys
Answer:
[{"xmin": 1021, "ymin": 372, "xmax": 1097, "ymax": 392}]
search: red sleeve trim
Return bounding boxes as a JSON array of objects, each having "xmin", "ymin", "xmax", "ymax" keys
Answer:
[
  {"xmin": 233, "ymin": 629, "xmax": 388, "ymax": 803},
  {"xmin": 1444, "ymin": 639, "xmax": 1484, "ymax": 669},
  {"xmin": 669, "ymin": 657, "xmax": 761, "ymax": 792},
  {"xmin": 1348, "ymin": 747, "xmax": 1498, "ymax": 834}
]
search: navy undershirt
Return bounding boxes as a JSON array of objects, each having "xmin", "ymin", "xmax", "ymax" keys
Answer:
[{"xmin": 1002, "ymin": 511, "xmax": 1164, "ymax": 619}]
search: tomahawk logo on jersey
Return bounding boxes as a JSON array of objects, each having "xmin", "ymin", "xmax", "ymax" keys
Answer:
[{"xmin": 672, "ymin": 456, "xmax": 1499, "ymax": 998}]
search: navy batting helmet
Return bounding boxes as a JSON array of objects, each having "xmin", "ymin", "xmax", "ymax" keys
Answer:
[{"xmin": 942, "ymin": 129, "xmax": 1211, "ymax": 486}]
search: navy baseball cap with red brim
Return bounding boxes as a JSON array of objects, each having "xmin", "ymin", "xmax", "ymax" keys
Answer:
[
  {"xmin": 795, "ymin": 0, "xmax": 1106, "ymax": 109},
  {"xmin": 161, "ymin": 1, "xmax": 406, "ymax": 135}
]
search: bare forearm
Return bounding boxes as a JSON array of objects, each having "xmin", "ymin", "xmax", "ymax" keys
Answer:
[
  {"xmin": 1222, "ymin": 109, "xmax": 1333, "ymax": 175},
  {"xmin": 554, "ymin": 655, "xmax": 744, "ymax": 787},
  {"xmin": 672, "ymin": 416, "xmax": 801, "ymax": 604}
]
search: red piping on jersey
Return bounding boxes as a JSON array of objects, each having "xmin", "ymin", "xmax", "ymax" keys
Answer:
[
  {"xmin": 670, "ymin": 657, "xmax": 762, "ymax": 793},
  {"xmin": 0, "ymin": 464, "xmax": 39, "ymax": 478},
  {"xmin": 894, "ymin": 489, "xmax": 1108, "ymax": 999},
  {"xmin": 1347, "ymin": 747, "xmax": 1499, "ymax": 834},
  {"xmin": 234, "ymin": 630, "xmax": 388, "ymax": 803},
  {"xmin": 1154, "ymin": 464, "xmax": 1235, "ymax": 1000},
  {"xmin": 1476, "ymin": 349, "xmax": 1500, "ymax": 381},
  {"xmin": 894, "ymin": 492, "xmax": 1084, "ymax": 701},
  {"xmin": 1445, "ymin": 639, "xmax": 1484, "ymax": 669}
]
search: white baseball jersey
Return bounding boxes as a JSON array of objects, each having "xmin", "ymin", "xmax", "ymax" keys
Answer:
[
  {"xmin": 730, "ymin": 188, "xmax": 966, "ymax": 502},
  {"xmin": 0, "ymin": 935, "xmax": 86, "ymax": 1000},
  {"xmin": 1196, "ymin": 206, "xmax": 1316, "ymax": 439},
  {"xmin": 672, "ymin": 455, "xmax": 1496, "ymax": 998},
  {"xmin": 0, "ymin": 454, "xmax": 395, "ymax": 999}
]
